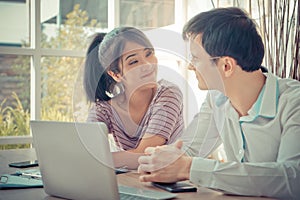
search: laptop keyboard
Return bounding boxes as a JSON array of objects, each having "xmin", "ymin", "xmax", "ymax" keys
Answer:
[{"xmin": 118, "ymin": 185, "xmax": 176, "ymax": 200}]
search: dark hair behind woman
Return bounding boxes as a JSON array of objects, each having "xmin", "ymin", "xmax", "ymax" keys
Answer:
[{"xmin": 83, "ymin": 32, "xmax": 110, "ymax": 102}]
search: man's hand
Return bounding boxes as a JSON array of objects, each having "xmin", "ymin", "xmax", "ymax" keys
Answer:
[{"xmin": 137, "ymin": 140, "xmax": 193, "ymax": 183}]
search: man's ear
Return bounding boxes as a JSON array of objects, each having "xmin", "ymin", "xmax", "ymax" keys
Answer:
[
  {"xmin": 221, "ymin": 57, "xmax": 236, "ymax": 78},
  {"xmin": 107, "ymin": 70, "xmax": 122, "ymax": 82}
]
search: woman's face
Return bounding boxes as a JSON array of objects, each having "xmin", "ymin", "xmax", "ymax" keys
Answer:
[{"xmin": 119, "ymin": 41, "xmax": 158, "ymax": 90}]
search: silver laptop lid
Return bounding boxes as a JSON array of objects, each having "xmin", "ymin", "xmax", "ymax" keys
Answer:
[{"xmin": 31, "ymin": 120, "xmax": 119, "ymax": 200}]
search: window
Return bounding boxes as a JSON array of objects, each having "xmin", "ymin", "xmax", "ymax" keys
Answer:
[
  {"xmin": 120, "ymin": 0, "xmax": 175, "ymax": 28},
  {"xmin": 0, "ymin": 0, "xmax": 108, "ymax": 149},
  {"xmin": 41, "ymin": 0, "xmax": 108, "ymax": 50}
]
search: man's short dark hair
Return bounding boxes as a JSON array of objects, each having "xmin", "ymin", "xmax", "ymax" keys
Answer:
[{"xmin": 182, "ymin": 7, "xmax": 264, "ymax": 72}]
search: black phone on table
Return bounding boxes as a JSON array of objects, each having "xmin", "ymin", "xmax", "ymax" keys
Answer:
[
  {"xmin": 152, "ymin": 182, "xmax": 197, "ymax": 193},
  {"xmin": 8, "ymin": 160, "xmax": 39, "ymax": 168}
]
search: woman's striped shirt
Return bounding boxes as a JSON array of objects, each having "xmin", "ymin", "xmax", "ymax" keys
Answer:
[{"xmin": 87, "ymin": 79, "xmax": 184, "ymax": 150}]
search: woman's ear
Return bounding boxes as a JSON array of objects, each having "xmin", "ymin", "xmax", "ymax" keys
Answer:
[{"xmin": 107, "ymin": 70, "xmax": 122, "ymax": 82}]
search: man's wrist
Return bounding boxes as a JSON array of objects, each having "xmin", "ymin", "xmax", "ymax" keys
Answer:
[{"xmin": 178, "ymin": 156, "xmax": 193, "ymax": 180}]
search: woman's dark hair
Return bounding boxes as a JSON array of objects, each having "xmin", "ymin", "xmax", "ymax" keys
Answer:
[
  {"xmin": 83, "ymin": 32, "xmax": 108, "ymax": 102},
  {"xmin": 182, "ymin": 7, "xmax": 264, "ymax": 72},
  {"xmin": 83, "ymin": 27, "xmax": 153, "ymax": 102}
]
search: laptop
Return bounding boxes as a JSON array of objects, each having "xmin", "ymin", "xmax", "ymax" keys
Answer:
[{"xmin": 30, "ymin": 120, "xmax": 176, "ymax": 200}]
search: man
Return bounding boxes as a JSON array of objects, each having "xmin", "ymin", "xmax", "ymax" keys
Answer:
[{"xmin": 137, "ymin": 7, "xmax": 300, "ymax": 199}]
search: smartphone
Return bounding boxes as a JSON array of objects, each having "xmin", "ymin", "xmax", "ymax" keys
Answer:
[
  {"xmin": 8, "ymin": 160, "xmax": 39, "ymax": 168},
  {"xmin": 152, "ymin": 182, "xmax": 197, "ymax": 193}
]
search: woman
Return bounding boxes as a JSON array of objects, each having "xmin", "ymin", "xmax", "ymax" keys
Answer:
[{"xmin": 83, "ymin": 27, "xmax": 184, "ymax": 156}]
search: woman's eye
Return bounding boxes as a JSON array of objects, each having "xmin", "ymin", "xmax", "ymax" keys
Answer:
[
  {"xmin": 146, "ymin": 49, "xmax": 154, "ymax": 57},
  {"xmin": 129, "ymin": 60, "xmax": 138, "ymax": 65}
]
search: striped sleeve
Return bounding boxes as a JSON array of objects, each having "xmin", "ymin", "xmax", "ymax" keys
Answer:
[{"xmin": 143, "ymin": 83, "xmax": 184, "ymax": 141}]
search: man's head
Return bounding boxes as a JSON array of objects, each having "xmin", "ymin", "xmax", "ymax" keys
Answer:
[{"xmin": 183, "ymin": 7, "xmax": 264, "ymax": 72}]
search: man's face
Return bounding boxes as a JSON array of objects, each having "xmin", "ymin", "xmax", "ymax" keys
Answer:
[{"xmin": 188, "ymin": 35, "xmax": 225, "ymax": 92}]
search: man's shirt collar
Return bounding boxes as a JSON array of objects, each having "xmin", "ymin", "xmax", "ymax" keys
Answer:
[{"xmin": 240, "ymin": 73, "xmax": 279, "ymax": 122}]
